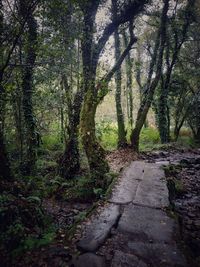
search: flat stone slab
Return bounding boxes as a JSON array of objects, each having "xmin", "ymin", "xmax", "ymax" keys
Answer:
[
  {"xmin": 111, "ymin": 251, "xmax": 147, "ymax": 267},
  {"xmin": 77, "ymin": 203, "xmax": 120, "ymax": 252},
  {"xmin": 133, "ymin": 163, "xmax": 169, "ymax": 208},
  {"xmin": 110, "ymin": 161, "xmax": 145, "ymax": 204},
  {"xmin": 118, "ymin": 204, "xmax": 175, "ymax": 243},
  {"xmin": 76, "ymin": 160, "xmax": 188, "ymax": 267},
  {"xmin": 128, "ymin": 242, "xmax": 187, "ymax": 267},
  {"xmin": 71, "ymin": 253, "xmax": 106, "ymax": 267}
]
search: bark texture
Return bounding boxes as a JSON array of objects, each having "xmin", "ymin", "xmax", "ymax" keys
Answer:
[
  {"xmin": 123, "ymin": 27, "xmax": 133, "ymax": 128},
  {"xmin": 59, "ymin": 75, "xmax": 83, "ymax": 178},
  {"xmin": 20, "ymin": 0, "xmax": 38, "ymax": 175},
  {"xmin": 112, "ymin": 0, "xmax": 127, "ymax": 148},
  {"xmin": 0, "ymin": 1, "xmax": 12, "ymax": 181}
]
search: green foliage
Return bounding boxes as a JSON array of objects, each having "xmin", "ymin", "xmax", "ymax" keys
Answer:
[
  {"xmin": 65, "ymin": 176, "xmax": 95, "ymax": 201},
  {"xmin": 0, "ymin": 191, "xmax": 54, "ymax": 260},
  {"xmin": 176, "ymin": 136, "xmax": 195, "ymax": 148},
  {"xmin": 95, "ymin": 124, "xmax": 190, "ymax": 152},
  {"xmin": 96, "ymin": 120, "xmax": 118, "ymax": 150},
  {"xmin": 139, "ymin": 127, "xmax": 160, "ymax": 151},
  {"xmin": 60, "ymin": 171, "xmax": 116, "ymax": 202},
  {"xmin": 37, "ymin": 159, "xmax": 58, "ymax": 174},
  {"xmin": 42, "ymin": 134, "xmax": 64, "ymax": 151},
  {"xmin": 14, "ymin": 231, "xmax": 56, "ymax": 256}
]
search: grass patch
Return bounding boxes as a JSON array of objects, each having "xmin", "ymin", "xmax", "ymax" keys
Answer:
[
  {"xmin": 96, "ymin": 120, "xmax": 118, "ymax": 150},
  {"xmin": 139, "ymin": 127, "xmax": 160, "ymax": 151}
]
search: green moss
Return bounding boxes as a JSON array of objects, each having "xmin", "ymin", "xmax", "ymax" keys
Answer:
[{"xmin": 174, "ymin": 178, "xmax": 186, "ymax": 195}]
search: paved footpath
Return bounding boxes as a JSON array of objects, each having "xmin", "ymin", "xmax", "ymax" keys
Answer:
[{"xmin": 71, "ymin": 161, "xmax": 188, "ymax": 267}]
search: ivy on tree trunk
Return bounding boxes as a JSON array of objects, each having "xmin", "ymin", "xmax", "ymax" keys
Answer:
[{"xmin": 20, "ymin": 0, "xmax": 38, "ymax": 175}]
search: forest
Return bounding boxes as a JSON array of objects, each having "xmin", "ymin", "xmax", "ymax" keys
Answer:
[{"xmin": 0, "ymin": 0, "xmax": 200, "ymax": 266}]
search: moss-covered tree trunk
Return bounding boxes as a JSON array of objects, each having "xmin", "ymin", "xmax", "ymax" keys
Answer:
[
  {"xmin": 20, "ymin": 1, "xmax": 38, "ymax": 175},
  {"xmin": 0, "ymin": 81, "xmax": 12, "ymax": 181},
  {"xmin": 59, "ymin": 76, "xmax": 83, "ymax": 178},
  {"xmin": 112, "ymin": 0, "xmax": 127, "ymax": 148},
  {"xmin": 130, "ymin": 0, "xmax": 169, "ymax": 152},
  {"xmin": 59, "ymin": 123, "xmax": 80, "ymax": 179},
  {"xmin": 79, "ymin": 1, "xmax": 109, "ymax": 183},
  {"xmin": 80, "ymin": 87, "xmax": 109, "ymax": 185},
  {"xmin": 12, "ymin": 85, "xmax": 24, "ymax": 162},
  {"xmin": 79, "ymin": 0, "xmax": 148, "ymax": 181},
  {"xmin": 0, "ymin": 1, "xmax": 12, "ymax": 181}
]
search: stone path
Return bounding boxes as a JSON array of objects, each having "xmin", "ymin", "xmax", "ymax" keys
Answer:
[{"xmin": 71, "ymin": 161, "xmax": 188, "ymax": 267}]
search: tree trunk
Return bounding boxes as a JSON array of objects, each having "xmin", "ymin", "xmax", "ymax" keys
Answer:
[
  {"xmin": 59, "ymin": 88, "xmax": 83, "ymax": 179},
  {"xmin": 0, "ymin": 1, "xmax": 12, "ymax": 181},
  {"xmin": 174, "ymin": 123, "xmax": 183, "ymax": 142},
  {"xmin": 130, "ymin": 0, "xmax": 169, "ymax": 152},
  {"xmin": 60, "ymin": 106, "xmax": 64, "ymax": 143},
  {"xmin": 112, "ymin": 0, "xmax": 127, "ymax": 148},
  {"xmin": 0, "ymin": 82, "xmax": 12, "ymax": 181},
  {"xmin": 123, "ymin": 28, "xmax": 133, "ymax": 129},
  {"xmin": 79, "ymin": 0, "xmax": 147, "ymax": 181},
  {"xmin": 158, "ymin": 0, "xmax": 195, "ymax": 143},
  {"xmin": 195, "ymin": 127, "xmax": 200, "ymax": 144},
  {"xmin": 12, "ymin": 86, "xmax": 23, "ymax": 162},
  {"xmin": 80, "ymin": 87, "xmax": 109, "ymax": 185},
  {"xmin": 158, "ymin": 75, "xmax": 170, "ymax": 143},
  {"xmin": 20, "ymin": 2, "xmax": 38, "ymax": 175}
]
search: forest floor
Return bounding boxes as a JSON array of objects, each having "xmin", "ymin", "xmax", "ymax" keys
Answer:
[{"xmin": 13, "ymin": 147, "xmax": 200, "ymax": 267}]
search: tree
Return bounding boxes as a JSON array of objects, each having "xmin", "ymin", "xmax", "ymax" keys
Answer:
[
  {"xmin": 123, "ymin": 25, "xmax": 134, "ymax": 129},
  {"xmin": 112, "ymin": 0, "xmax": 127, "ymax": 148},
  {"xmin": 0, "ymin": 0, "xmax": 38, "ymax": 181},
  {"xmin": 130, "ymin": 0, "xmax": 169, "ymax": 152},
  {"xmin": 157, "ymin": 0, "xmax": 196, "ymax": 143},
  {"xmin": 79, "ymin": 0, "xmax": 148, "ymax": 184},
  {"xmin": 19, "ymin": 0, "xmax": 38, "ymax": 175}
]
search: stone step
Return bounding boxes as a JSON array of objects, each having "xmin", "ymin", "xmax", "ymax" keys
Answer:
[
  {"xmin": 110, "ymin": 161, "xmax": 145, "ymax": 204},
  {"xmin": 77, "ymin": 203, "xmax": 120, "ymax": 252},
  {"xmin": 118, "ymin": 204, "xmax": 175, "ymax": 243}
]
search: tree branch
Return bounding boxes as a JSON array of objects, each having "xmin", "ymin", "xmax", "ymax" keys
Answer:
[
  {"xmin": 97, "ymin": 33, "xmax": 137, "ymax": 103},
  {"xmin": 93, "ymin": 0, "xmax": 148, "ymax": 64}
]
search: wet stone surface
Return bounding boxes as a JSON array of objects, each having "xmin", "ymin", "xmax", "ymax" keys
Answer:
[
  {"xmin": 77, "ymin": 203, "xmax": 120, "ymax": 252},
  {"xmin": 76, "ymin": 158, "xmax": 189, "ymax": 267},
  {"xmin": 118, "ymin": 204, "xmax": 175, "ymax": 243},
  {"xmin": 111, "ymin": 250, "xmax": 148, "ymax": 267},
  {"xmin": 109, "ymin": 161, "xmax": 145, "ymax": 204},
  {"xmin": 70, "ymin": 253, "xmax": 106, "ymax": 267}
]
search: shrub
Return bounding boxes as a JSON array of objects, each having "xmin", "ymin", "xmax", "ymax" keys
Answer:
[{"xmin": 0, "ymin": 191, "xmax": 54, "ymax": 263}]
